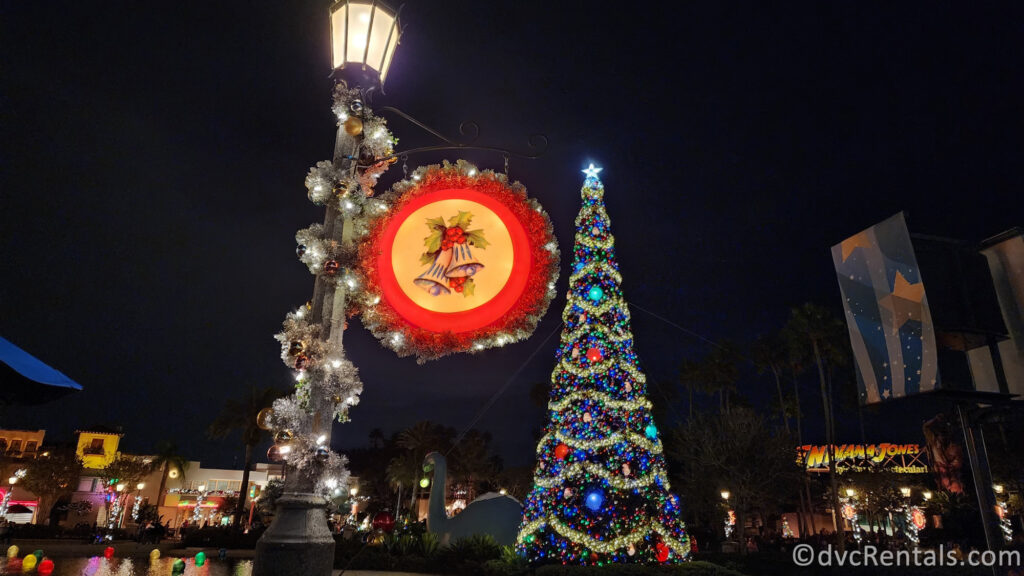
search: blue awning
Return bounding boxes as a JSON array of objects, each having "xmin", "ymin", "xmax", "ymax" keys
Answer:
[{"xmin": 1, "ymin": 336, "xmax": 83, "ymax": 402}]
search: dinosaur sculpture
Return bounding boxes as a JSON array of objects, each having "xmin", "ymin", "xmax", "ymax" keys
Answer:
[{"xmin": 423, "ymin": 451, "xmax": 522, "ymax": 546}]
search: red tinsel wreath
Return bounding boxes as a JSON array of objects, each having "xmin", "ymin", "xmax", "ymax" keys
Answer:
[{"xmin": 358, "ymin": 162, "xmax": 559, "ymax": 361}]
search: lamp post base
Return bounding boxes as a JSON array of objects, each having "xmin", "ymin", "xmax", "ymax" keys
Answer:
[{"xmin": 253, "ymin": 492, "xmax": 335, "ymax": 576}]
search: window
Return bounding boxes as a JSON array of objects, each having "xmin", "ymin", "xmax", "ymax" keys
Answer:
[
  {"xmin": 9, "ymin": 440, "xmax": 21, "ymax": 453},
  {"xmin": 84, "ymin": 438, "xmax": 105, "ymax": 455},
  {"xmin": 25, "ymin": 441, "xmax": 37, "ymax": 453}
]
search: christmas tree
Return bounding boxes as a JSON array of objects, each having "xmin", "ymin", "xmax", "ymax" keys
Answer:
[{"xmin": 517, "ymin": 165, "xmax": 690, "ymax": 565}]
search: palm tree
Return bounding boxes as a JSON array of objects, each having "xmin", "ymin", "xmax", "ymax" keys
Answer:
[
  {"xmin": 448, "ymin": 429, "xmax": 500, "ymax": 501},
  {"xmin": 208, "ymin": 385, "xmax": 287, "ymax": 526},
  {"xmin": 678, "ymin": 359, "xmax": 706, "ymax": 421},
  {"xmin": 151, "ymin": 441, "xmax": 189, "ymax": 513},
  {"xmin": 391, "ymin": 421, "xmax": 453, "ymax": 517},
  {"xmin": 752, "ymin": 334, "xmax": 791, "ymax": 434},
  {"xmin": 786, "ymin": 303, "xmax": 849, "ymax": 551}
]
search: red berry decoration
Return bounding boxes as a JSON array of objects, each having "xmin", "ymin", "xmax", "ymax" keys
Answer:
[
  {"xmin": 323, "ymin": 260, "xmax": 340, "ymax": 275},
  {"xmin": 554, "ymin": 443, "xmax": 569, "ymax": 460},
  {"xmin": 586, "ymin": 347, "xmax": 602, "ymax": 363}
]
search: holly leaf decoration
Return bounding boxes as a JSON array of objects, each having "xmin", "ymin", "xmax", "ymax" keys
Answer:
[
  {"xmin": 424, "ymin": 229, "xmax": 443, "ymax": 253},
  {"xmin": 419, "ymin": 252, "xmax": 436, "ymax": 265},
  {"xmin": 463, "ymin": 278, "xmax": 476, "ymax": 297},
  {"xmin": 465, "ymin": 229, "xmax": 489, "ymax": 250},
  {"xmin": 425, "ymin": 216, "xmax": 446, "ymax": 230},
  {"xmin": 447, "ymin": 211, "xmax": 474, "ymax": 230}
]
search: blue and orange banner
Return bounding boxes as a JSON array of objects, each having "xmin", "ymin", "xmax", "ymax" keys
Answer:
[{"xmin": 832, "ymin": 213, "xmax": 940, "ymax": 404}]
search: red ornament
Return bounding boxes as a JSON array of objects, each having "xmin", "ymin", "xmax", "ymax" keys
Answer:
[
  {"xmin": 656, "ymin": 542, "xmax": 669, "ymax": 562},
  {"xmin": 267, "ymin": 445, "xmax": 284, "ymax": 462},
  {"xmin": 323, "ymin": 260, "xmax": 340, "ymax": 276},
  {"xmin": 554, "ymin": 443, "xmax": 570, "ymax": 460},
  {"xmin": 7, "ymin": 558, "xmax": 23, "ymax": 573},
  {"xmin": 294, "ymin": 354, "xmax": 310, "ymax": 370},
  {"xmin": 38, "ymin": 559, "xmax": 55, "ymax": 576},
  {"xmin": 372, "ymin": 511, "xmax": 396, "ymax": 533},
  {"xmin": 586, "ymin": 347, "xmax": 602, "ymax": 363},
  {"xmin": 103, "ymin": 546, "xmax": 115, "ymax": 559}
]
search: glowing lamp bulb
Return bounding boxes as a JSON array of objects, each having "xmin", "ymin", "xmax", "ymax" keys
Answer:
[{"xmin": 419, "ymin": 477, "xmax": 430, "ymax": 488}]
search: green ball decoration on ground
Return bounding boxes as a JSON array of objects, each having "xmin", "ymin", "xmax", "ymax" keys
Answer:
[
  {"xmin": 194, "ymin": 551, "xmax": 206, "ymax": 567},
  {"xmin": 172, "ymin": 558, "xmax": 186, "ymax": 574}
]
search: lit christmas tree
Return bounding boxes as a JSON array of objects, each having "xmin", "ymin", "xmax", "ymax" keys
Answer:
[{"xmin": 517, "ymin": 165, "xmax": 690, "ymax": 565}]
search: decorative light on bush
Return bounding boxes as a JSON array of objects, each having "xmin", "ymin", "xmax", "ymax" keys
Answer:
[
  {"xmin": 419, "ymin": 477, "xmax": 430, "ymax": 488},
  {"xmin": 588, "ymin": 286, "xmax": 604, "ymax": 302},
  {"xmin": 329, "ymin": 0, "xmax": 402, "ymax": 86},
  {"xmin": 584, "ymin": 489, "xmax": 604, "ymax": 511}
]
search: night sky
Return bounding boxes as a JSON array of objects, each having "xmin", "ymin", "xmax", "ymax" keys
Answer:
[{"xmin": 3, "ymin": 1, "xmax": 1022, "ymax": 469}]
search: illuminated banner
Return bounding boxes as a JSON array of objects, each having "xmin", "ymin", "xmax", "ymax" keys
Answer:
[
  {"xmin": 832, "ymin": 213, "xmax": 940, "ymax": 404},
  {"xmin": 797, "ymin": 443, "xmax": 929, "ymax": 474}
]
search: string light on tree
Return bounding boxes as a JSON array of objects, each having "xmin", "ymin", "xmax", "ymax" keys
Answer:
[{"xmin": 517, "ymin": 165, "xmax": 690, "ymax": 565}]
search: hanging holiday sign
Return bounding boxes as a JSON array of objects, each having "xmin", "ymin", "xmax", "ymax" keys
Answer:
[{"xmin": 359, "ymin": 160, "xmax": 558, "ymax": 361}]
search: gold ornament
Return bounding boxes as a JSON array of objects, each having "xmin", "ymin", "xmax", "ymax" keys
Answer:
[
  {"xmin": 256, "ymin": 408, "xmax": 274, "ymax": 431},
  {"xmin": 344, "ymin": 116, "xmax": 363, "ymax": 136},
  {"xmin": 274, "ymin": 429, "xmax": 294, "ymax": 443},
  {"xmin": 332, "ymin": 395, "xmax": 342, "ymax": 404}
]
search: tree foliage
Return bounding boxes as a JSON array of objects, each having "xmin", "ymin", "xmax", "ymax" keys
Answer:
[{"xmin": 21, "ymin": 448, "xmax": 83, "ymax": 524}]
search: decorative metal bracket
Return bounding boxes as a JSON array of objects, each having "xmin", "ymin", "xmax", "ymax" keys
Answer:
[{"xmin": 361, "ymin": 105, "xmax": 548, "ymax": 168}]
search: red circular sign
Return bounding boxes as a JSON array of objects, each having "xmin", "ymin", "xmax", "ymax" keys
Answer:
[
  {"xmin": 358, "ymin": 163, "xmax": 558, "ymax": 361},
  {"xmin": 376, "ymin": 187, "xmax": 531, "ymax": 333}
]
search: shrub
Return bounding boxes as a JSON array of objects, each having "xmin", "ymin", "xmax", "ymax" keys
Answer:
[{"xmin": 180, "ymin": 526, "xmax": 264, "ymax": 548}]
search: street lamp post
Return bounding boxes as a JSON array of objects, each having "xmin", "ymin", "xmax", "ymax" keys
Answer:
[{"xmin": 253, "ymin": 3, "xmax": 401, "ymax": 576}]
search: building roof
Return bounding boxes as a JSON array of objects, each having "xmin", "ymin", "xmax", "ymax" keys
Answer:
[{"xmin": 75, "ymin": 425, "xmax": 123, "ymax": 436}]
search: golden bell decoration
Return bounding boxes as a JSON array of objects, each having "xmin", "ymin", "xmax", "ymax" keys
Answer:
[
  {"xmin": 343, "ymin": 116, "xmax": 363, "ymax": 136},
  {"xmin": 256, "ymin": 408, "xmax": 274, "ymax": 431}
]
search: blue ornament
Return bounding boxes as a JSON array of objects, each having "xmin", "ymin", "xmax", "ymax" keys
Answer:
[
  {"xmin": 584, "ymin": 489, "xmax": 604, "ymax": 511},
  {"xmin": 645, "ymin": 423, "xmax": 658, "ymax": 439},
  {"xmin": 588, "ymin": 286, "xmax": 604, "ymax": 302}
]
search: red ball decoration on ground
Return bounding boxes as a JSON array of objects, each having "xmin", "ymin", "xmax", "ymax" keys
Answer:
[
  {"xmin": 372, "ymin": 511, "xmax": 396, "ymax": 533},
  {"xmin": 553, "ymin": 443, "xmax": 570, "ymax": 460},
  {"xmin": 38, "ymin": 559, "xmax": 55, "ymax": 576},
  {"xmin": 586, "ymin": 347, "xmax": 602, "ymax": 363},
  {"xmin": 103, "ymin": 546, "xmax": 115, "ymax": 559}
]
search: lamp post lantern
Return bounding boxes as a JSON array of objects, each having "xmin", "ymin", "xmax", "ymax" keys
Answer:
[{"xmin": 253, "ymin": 3, "xmax": 401, "ymax": 576}]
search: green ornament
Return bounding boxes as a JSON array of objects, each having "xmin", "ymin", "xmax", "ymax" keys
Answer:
[
  {"xmin": 194, "ymin": 551, "xmax": 206, "ymax": 567},
  {"xmin": 588, "ymin": 286, "xmax": 604, "ymax": 302},
  {"xmin": 172, "ymin": 559, "xmax": 186, "ymax": 575}
]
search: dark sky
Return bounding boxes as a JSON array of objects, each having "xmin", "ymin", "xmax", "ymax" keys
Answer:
[{"xmin": 3, "ymin": 1, "xmax": 1022, "ymax": 469}]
